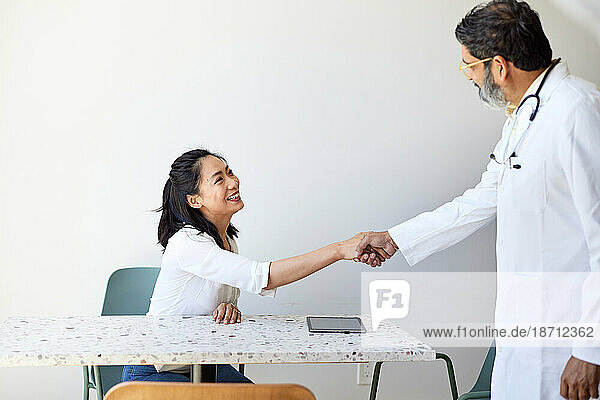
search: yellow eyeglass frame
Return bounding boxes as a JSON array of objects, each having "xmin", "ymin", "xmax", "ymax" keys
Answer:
[{"xmin": 459, "ymin": 57, "xmax": 493, "ymax": 78}]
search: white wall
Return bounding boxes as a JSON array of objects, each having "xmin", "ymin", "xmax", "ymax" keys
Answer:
[
  {"xmin": 551, "ymin": 0, "xmax": 600, "ymax": 46},
  {"xmin": 1, "ymin": 1, "xmax": 598, "ymax": 399}
]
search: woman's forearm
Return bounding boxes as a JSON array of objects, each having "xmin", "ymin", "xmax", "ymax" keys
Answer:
[{"xmin": 264, "ymin": 243, "xmax": 342, "ymax": 289}]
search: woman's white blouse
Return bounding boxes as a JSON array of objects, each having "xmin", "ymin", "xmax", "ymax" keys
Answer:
[
  {"xmin": 146, "ymin": 226, "xmax": 274, "ymax": 373},
  {"xmin": 148, "ymin": 226, "xmax": 276, "ymax": 317}
]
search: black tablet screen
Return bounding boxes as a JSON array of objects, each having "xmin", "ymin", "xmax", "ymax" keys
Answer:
[{"xmin": 307, "ymin": 316, "xmax": 366, "ymax": 333}]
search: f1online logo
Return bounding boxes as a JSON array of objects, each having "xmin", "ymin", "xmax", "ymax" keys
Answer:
[{"xmin": 369, "ymin": 280, "xmax": 411, "ymax": 330}]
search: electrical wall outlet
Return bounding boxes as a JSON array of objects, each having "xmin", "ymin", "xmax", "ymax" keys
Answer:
[{"xmin": 357, "ymin": 362, "xmax": 376, "ymax": 385}]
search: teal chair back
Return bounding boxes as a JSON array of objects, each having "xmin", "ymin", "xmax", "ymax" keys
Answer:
[
  {"xmin": 470, "ymin": 344, "xmax": 496, "ymax": 392},
  {"xmin": 101, "ymin": 267, "xmax": 160, "ymax": 316},
  {"xmin": 457, "ymin": 342, "xmax": 496, "ymax": 400},
  {"xmin": 87, "ymin": 267, "xmax": 160, "ymax": 398}
]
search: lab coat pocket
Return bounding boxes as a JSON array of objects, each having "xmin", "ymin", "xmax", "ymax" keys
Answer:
[{"xmin": 504, "ymin": 157, "xmax": 547, "ymax": 212}]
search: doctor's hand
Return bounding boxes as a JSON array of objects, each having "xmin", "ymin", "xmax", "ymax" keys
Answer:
[
  {"xmin": 212, "ymin": 302, "xmax": 242, "ymax": 324},
  {"xmin": 355, "ymin": 231, "xmax": 399, "ymax": 266},
  {"xmin": 560, "ymin": 356, "xmax": 600, "ymax": 400},
  {"xmin": 338, "ymin": 233, "xmax": 384, "ymax": 267}
]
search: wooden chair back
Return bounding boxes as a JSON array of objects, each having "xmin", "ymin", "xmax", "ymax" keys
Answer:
[{"xmin": 105, "ymin": 382, "xmax": 316, "ymax": 400}]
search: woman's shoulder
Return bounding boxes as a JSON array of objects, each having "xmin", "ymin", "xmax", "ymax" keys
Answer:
[
  {"xmin": 177, "ymin": 226, "xmax": 216, "ymax": 241},
  {"xmin": 166, "ymin": 225, "xmax": 239, "ymax": 254},
  {"xmin": 164, "ymin": 227, "xmax": 219, "ymax": 268},
  {"xmin": 166, "ymin": 226, "xmax": 217, "ymax": 251}
]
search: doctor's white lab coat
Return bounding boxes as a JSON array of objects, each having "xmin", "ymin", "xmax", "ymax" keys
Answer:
[{"xmin": 389, "ymin": 62, "xmax": 600, "ymax": 400}]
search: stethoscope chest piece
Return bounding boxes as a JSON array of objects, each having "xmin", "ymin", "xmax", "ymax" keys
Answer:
[{"xmin": 490, "ymin": 151, "xmax": 521, "ymax": 169}]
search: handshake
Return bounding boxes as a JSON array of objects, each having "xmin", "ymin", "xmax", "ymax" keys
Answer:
[{"xmin": 338, "ymin": 231, "xmax": 399, "ymax": 268}]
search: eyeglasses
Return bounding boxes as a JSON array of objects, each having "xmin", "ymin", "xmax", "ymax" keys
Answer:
[{"xmin": 459, "ymin": 57, "xmax": 493, "ymax": 78}]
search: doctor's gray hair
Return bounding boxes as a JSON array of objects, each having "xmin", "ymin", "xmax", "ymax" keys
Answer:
[{"xmin": 455, "ymin": 0, "xmax": 552, "ymax": 71}]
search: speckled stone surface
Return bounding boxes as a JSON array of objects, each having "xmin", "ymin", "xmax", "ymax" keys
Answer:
[{"xmin": 0, "ymin": 315, "xmax": 435, "ymax": 367}]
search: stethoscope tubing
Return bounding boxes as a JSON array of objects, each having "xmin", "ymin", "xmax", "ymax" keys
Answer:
[{"xmin": 490, "ymin": 58, "xmax": 562, "ymax": 167}]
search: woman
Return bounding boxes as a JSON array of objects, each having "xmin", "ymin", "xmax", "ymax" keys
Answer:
[{"xmin": 122, "ymin": 149, "xmax": 381, "ymax": 383}]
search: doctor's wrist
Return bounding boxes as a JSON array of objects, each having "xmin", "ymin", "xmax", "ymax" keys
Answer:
[{"xmin": 385, "ymin": 231, "xmax": 397, "ymax": 247}]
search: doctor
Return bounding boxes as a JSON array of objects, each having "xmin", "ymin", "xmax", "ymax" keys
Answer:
[{"xmin": 355, "ymin": 1, "xmax": 600, "ymax": 399}]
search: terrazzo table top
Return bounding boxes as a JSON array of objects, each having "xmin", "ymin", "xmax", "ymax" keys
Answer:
[{"xmin": 0, "ymin": 315, "xmax": 435, "ymax": 367}]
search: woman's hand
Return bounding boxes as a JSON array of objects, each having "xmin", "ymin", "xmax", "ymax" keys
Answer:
[
  {"xmin": 337, "ymin": 233, "xmax": 384, "ymax": 267},
  {"xmin": 212, "ymin": 302, "xmax": 242, "ymax": 324}
]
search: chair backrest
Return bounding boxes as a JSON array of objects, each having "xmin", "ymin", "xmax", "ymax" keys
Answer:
[
  {"xmin": 470, "ymin": 342, "xmax": 496, "ymax": 393},
  {"xmin": 97, "ymin": 267, "xmax": 161, "ymax": 394},
  {"xmin": 102, "ymin": 267, "xmax": 160, "ymax": 316},
  {"xmin": 105, "ymin": 382, "xmax": 316, "ymax": 400}
]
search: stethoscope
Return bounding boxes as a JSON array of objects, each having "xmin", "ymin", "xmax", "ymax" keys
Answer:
[{"xmin": 489, "ymin": 58, "xmax": 561, "ymax": 169}]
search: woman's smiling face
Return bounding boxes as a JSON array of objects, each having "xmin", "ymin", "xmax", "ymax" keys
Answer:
[{"xmin": 186, "ymin": 155, "xmax": 244, "ymax": 217}]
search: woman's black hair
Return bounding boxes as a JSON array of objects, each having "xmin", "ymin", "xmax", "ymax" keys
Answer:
[
  {"xmin": 455, "ymin": 0, "xmax": 552, "ymax": 71},
  {"xmin": 157, "ymin": 149, "xmax": 238, "ymax": 250}
]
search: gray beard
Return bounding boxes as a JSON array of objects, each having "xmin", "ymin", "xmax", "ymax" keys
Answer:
[{"xmin": 477, "ymin": 64, "xmax": 507, "ymax": 110}]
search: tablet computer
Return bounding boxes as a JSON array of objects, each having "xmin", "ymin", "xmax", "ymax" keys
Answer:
[{"xmin": 306, "ymin": 316, "xmax": 367, "ymax": 333}]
